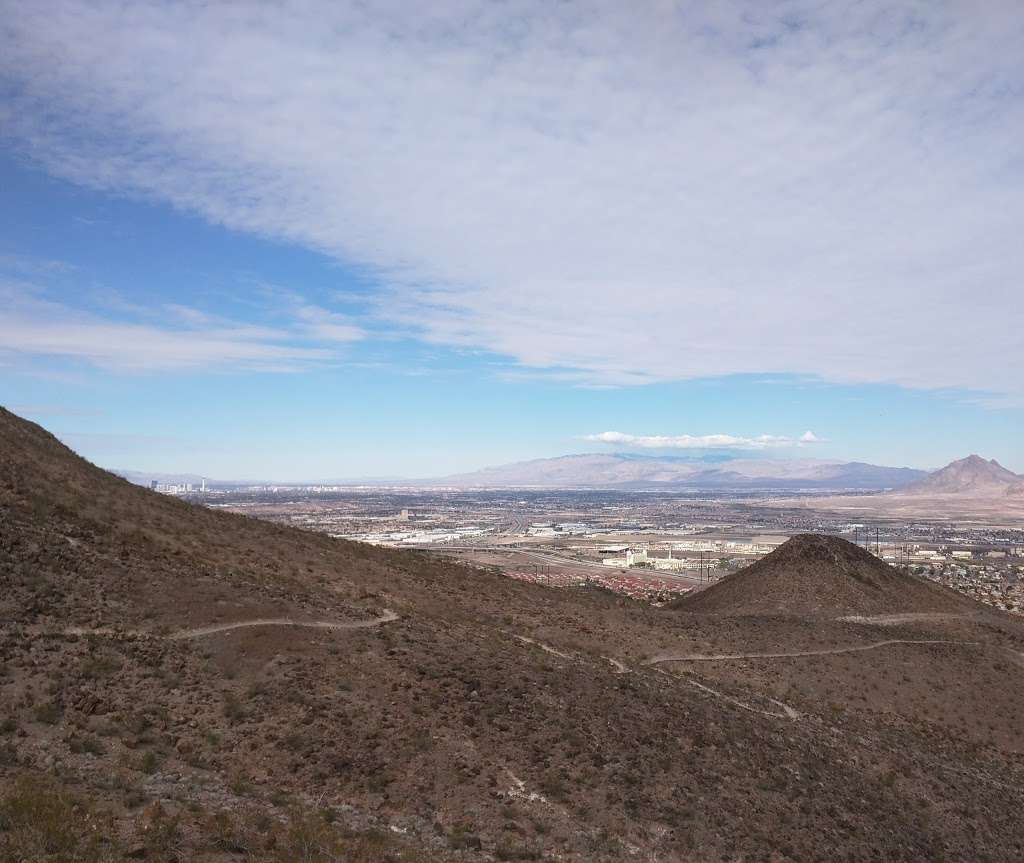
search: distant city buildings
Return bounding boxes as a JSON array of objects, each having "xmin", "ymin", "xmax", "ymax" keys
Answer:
[
  {"xmin": 152, "ymin": 482, "xmax": 195, "ymax": 494},
  {"xmin": 147, "ymin": 477, "xmax": 208, "ymax": 495},
  {"xmin": 189, "ymin": 486, "xmax": 1023, "ymax": 613}
]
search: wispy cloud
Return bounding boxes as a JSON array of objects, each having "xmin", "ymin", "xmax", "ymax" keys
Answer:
[
  {"xmin": 0, "ymin": 279, "xmax": 338, "ymax": 372},
  {"xmin": 291, "ymin": 305, "xmax": 365, "ymax": 343},
  {"xmin": 1, "ymin": 2, "xmax": 1022, "ymax": 394},
  {"xmin": 0, "ymin": 254, "xmax": 77, "ymax": 277},
  {"xmin": 583, "ymin": 430, "xmax": 824, "ymax": 450}
]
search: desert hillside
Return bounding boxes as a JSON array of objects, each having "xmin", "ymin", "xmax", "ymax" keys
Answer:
[
  {"xmin": 3, "ymin": 408, "xmax": 1024, "ymax": 861},
  {"xmin": 672, "ymin": 534, "xmax": 974, "ymax": 617}
]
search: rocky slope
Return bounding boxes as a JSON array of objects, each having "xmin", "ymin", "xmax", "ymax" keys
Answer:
[
  {"xmin": 3, "ymin": 408, "xmax": 1024, "ymax": 861},
  {"xmin": 671, "ymin": 534, "xmax": 973, "ymax": 617}
]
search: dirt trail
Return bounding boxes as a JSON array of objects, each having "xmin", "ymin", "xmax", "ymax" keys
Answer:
[
  {"xmin": 512, "ymin": 635, "xmax": 573, "ymax": 659},
  {"xmin": 646, "ymin": 639, "xmax": 976, "ymax": 665},
  {"xmin": 169, "ymin": 609, "xmax": 399, "ymax": 640},
  {"xmin": 838, "ymin": 612, "xmax": 974, "ymax": 626},
  {"xmin": 654, "ymin": 668, "xmax": 799, "ymax": 720},
  {"xmin": 62, "ymin": 610, "xmax": 399, "ymax": 640}
]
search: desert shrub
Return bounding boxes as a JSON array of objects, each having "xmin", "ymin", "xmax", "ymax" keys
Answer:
[
  {"xmin": 245, "ymin": 813, "xmax": 438, "ymax": 862},
  {"xmin": 447, "ymin": 822, "xmax": 482, "ymax": 850},
  {"xmin": 282, "ymin": 731, "xmax": 307, "ymax": 753},
  {"xmin": 32, "ymin": 701, "xmax": 61, "ymax": 725},
  {"xmin": 125, "ymin": 712, "xmax": 153, "ymax": 736},
  {"xmin": 202, "ymin": 810, "xmax": 251, "ymax": 854},
  {"xmin": 139, "ymin": 750, "xmax": 163, "ymax": 775},
  {"xmin": 223, "ymin": 691, "xmax": 246, "ymax": 722},
  {"xmin": 0, "ymin": 743, "xmax": 18, "ymax": 767},
  {"xmin": 81, "ymin": 654, "xmax": 122, "ymax": 679},
  {"xmin": 495, "ymin": 843, "xmax": 543, "ymax": 861},
  {"xmin": 539, "ymin": 772, "xmax": 569, "ymax": 801},
  {"xmin": 68, "ymin": 733, "xmax": 105, "ymax": 756},
  {"xmin": 229, "ymin": 774, "xmax": 255, "ymax": 797},
  {"xmin": 136, "ymin": 802, "xmax": 181, "ymax": 861},
  {"xmin": 0, "ymin": 774, "xmax": 121, "ymax": 862}
]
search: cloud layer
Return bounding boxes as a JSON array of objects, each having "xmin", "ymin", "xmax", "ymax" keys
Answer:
[
  {"xmin": 1, "ymin": 1, "xmax": 1022, "ymax": 394},
  {"xmin": 0, "ymin": 279, "xmax": 355, "ymax": 372},
  {"xmin": 584, "ymin": 430, "xmax": 822, "ymax": 450}
]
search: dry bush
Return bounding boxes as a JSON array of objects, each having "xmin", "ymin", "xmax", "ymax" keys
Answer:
[
  {"xmin": 0, "ymin": 774, "xmax": 121, "ymax": 862},
  {"xmin": 244, "ymin": 811, "xmax": 442, "ymax": 863}
]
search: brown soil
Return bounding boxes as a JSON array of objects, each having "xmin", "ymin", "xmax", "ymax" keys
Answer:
[
  {"xmin": 3, "ymin": 407, "xmax": 1024, "ymax": 862},
  {"xmin": 671, "ymin": 533, "xmax": 974, "ymax": 617}
]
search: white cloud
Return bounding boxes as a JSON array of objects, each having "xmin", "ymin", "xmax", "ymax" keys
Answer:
[
  {"xmin": 1, "ymin": 2, "xmax": 1022, "ymax": 394},
  {"xmin": 583, "ymin": 430, "xmax": 823, "ymax": 450},
  {"xmin": 292, "ymin": 305, "xmax": 365, "ymax": 343},
  {"xmin": 0, "ymin": 280, "xmax": 337, "ymax": 372}
]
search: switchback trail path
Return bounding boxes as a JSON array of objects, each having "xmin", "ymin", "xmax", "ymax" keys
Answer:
[
  {"xmin": 646, "ymin": 638, "xmax": 978, "ymax": 665},
  {"xmin": 512, "ymin": 634, "xmax": 573, "ymax": 659},
  {"xmin": 169, "ymin": 609, "xmax": 399, "ymax": 640},
  {"xmin": 58, "ymin": 610, "xmax": 399, "ymax": 641},
  {"xmin": 653, "ymin": 667, "xmax": 800, "ymax": 720},
  {"xmin": 838, "ymin": 612, "xmax": 976, "ymax": 626}
]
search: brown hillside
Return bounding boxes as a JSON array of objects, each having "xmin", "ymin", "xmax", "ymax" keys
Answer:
[
  {"xmin": 4, "ymin": 408, "xmax": 1024, "ymax": 861},
  {"xmin": 671, "ymin": 534, "xmax": 975, "ymax": 617}
]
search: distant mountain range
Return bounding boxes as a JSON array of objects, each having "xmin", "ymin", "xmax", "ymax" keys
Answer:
[
  {"xmin": 773, "ymin": 455, "xmax": 1024, "ymax": 521},
  {"xmin": 113, "ymin": 452, "xmax": 1024, "ymax": 495},
  {"xmin": 430, "ymin": 453, "xmax": 928, "ymax": 491}
]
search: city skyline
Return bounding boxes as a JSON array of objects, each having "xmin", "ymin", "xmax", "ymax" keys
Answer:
[{"xmin": 2, "ymin": 1, "xmax": 1022, "ymax": 476}]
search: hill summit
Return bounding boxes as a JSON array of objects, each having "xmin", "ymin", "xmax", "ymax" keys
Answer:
[
  {"xmin": 903, "ymin": 454, "xmax": 1023, "ymax": 496},
  {"xmin": 672, "ymin": 533, "xmax": 972, "ymax": 617}
]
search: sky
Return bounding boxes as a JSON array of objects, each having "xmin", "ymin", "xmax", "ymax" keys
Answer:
[{"xmin": 1, "ymin": 0, "xmax": 1022, "ymax": 478}]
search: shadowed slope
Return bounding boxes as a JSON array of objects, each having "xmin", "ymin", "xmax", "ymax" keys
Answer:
[{"xmin": 671, "ymin": 534, "xmax": 975, "ymax": 617}]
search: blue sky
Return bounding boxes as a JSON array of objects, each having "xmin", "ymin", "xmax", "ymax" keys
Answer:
[{"xmin": 1, "ymin": 1, "xmax": 1022, "ymax": 478}]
